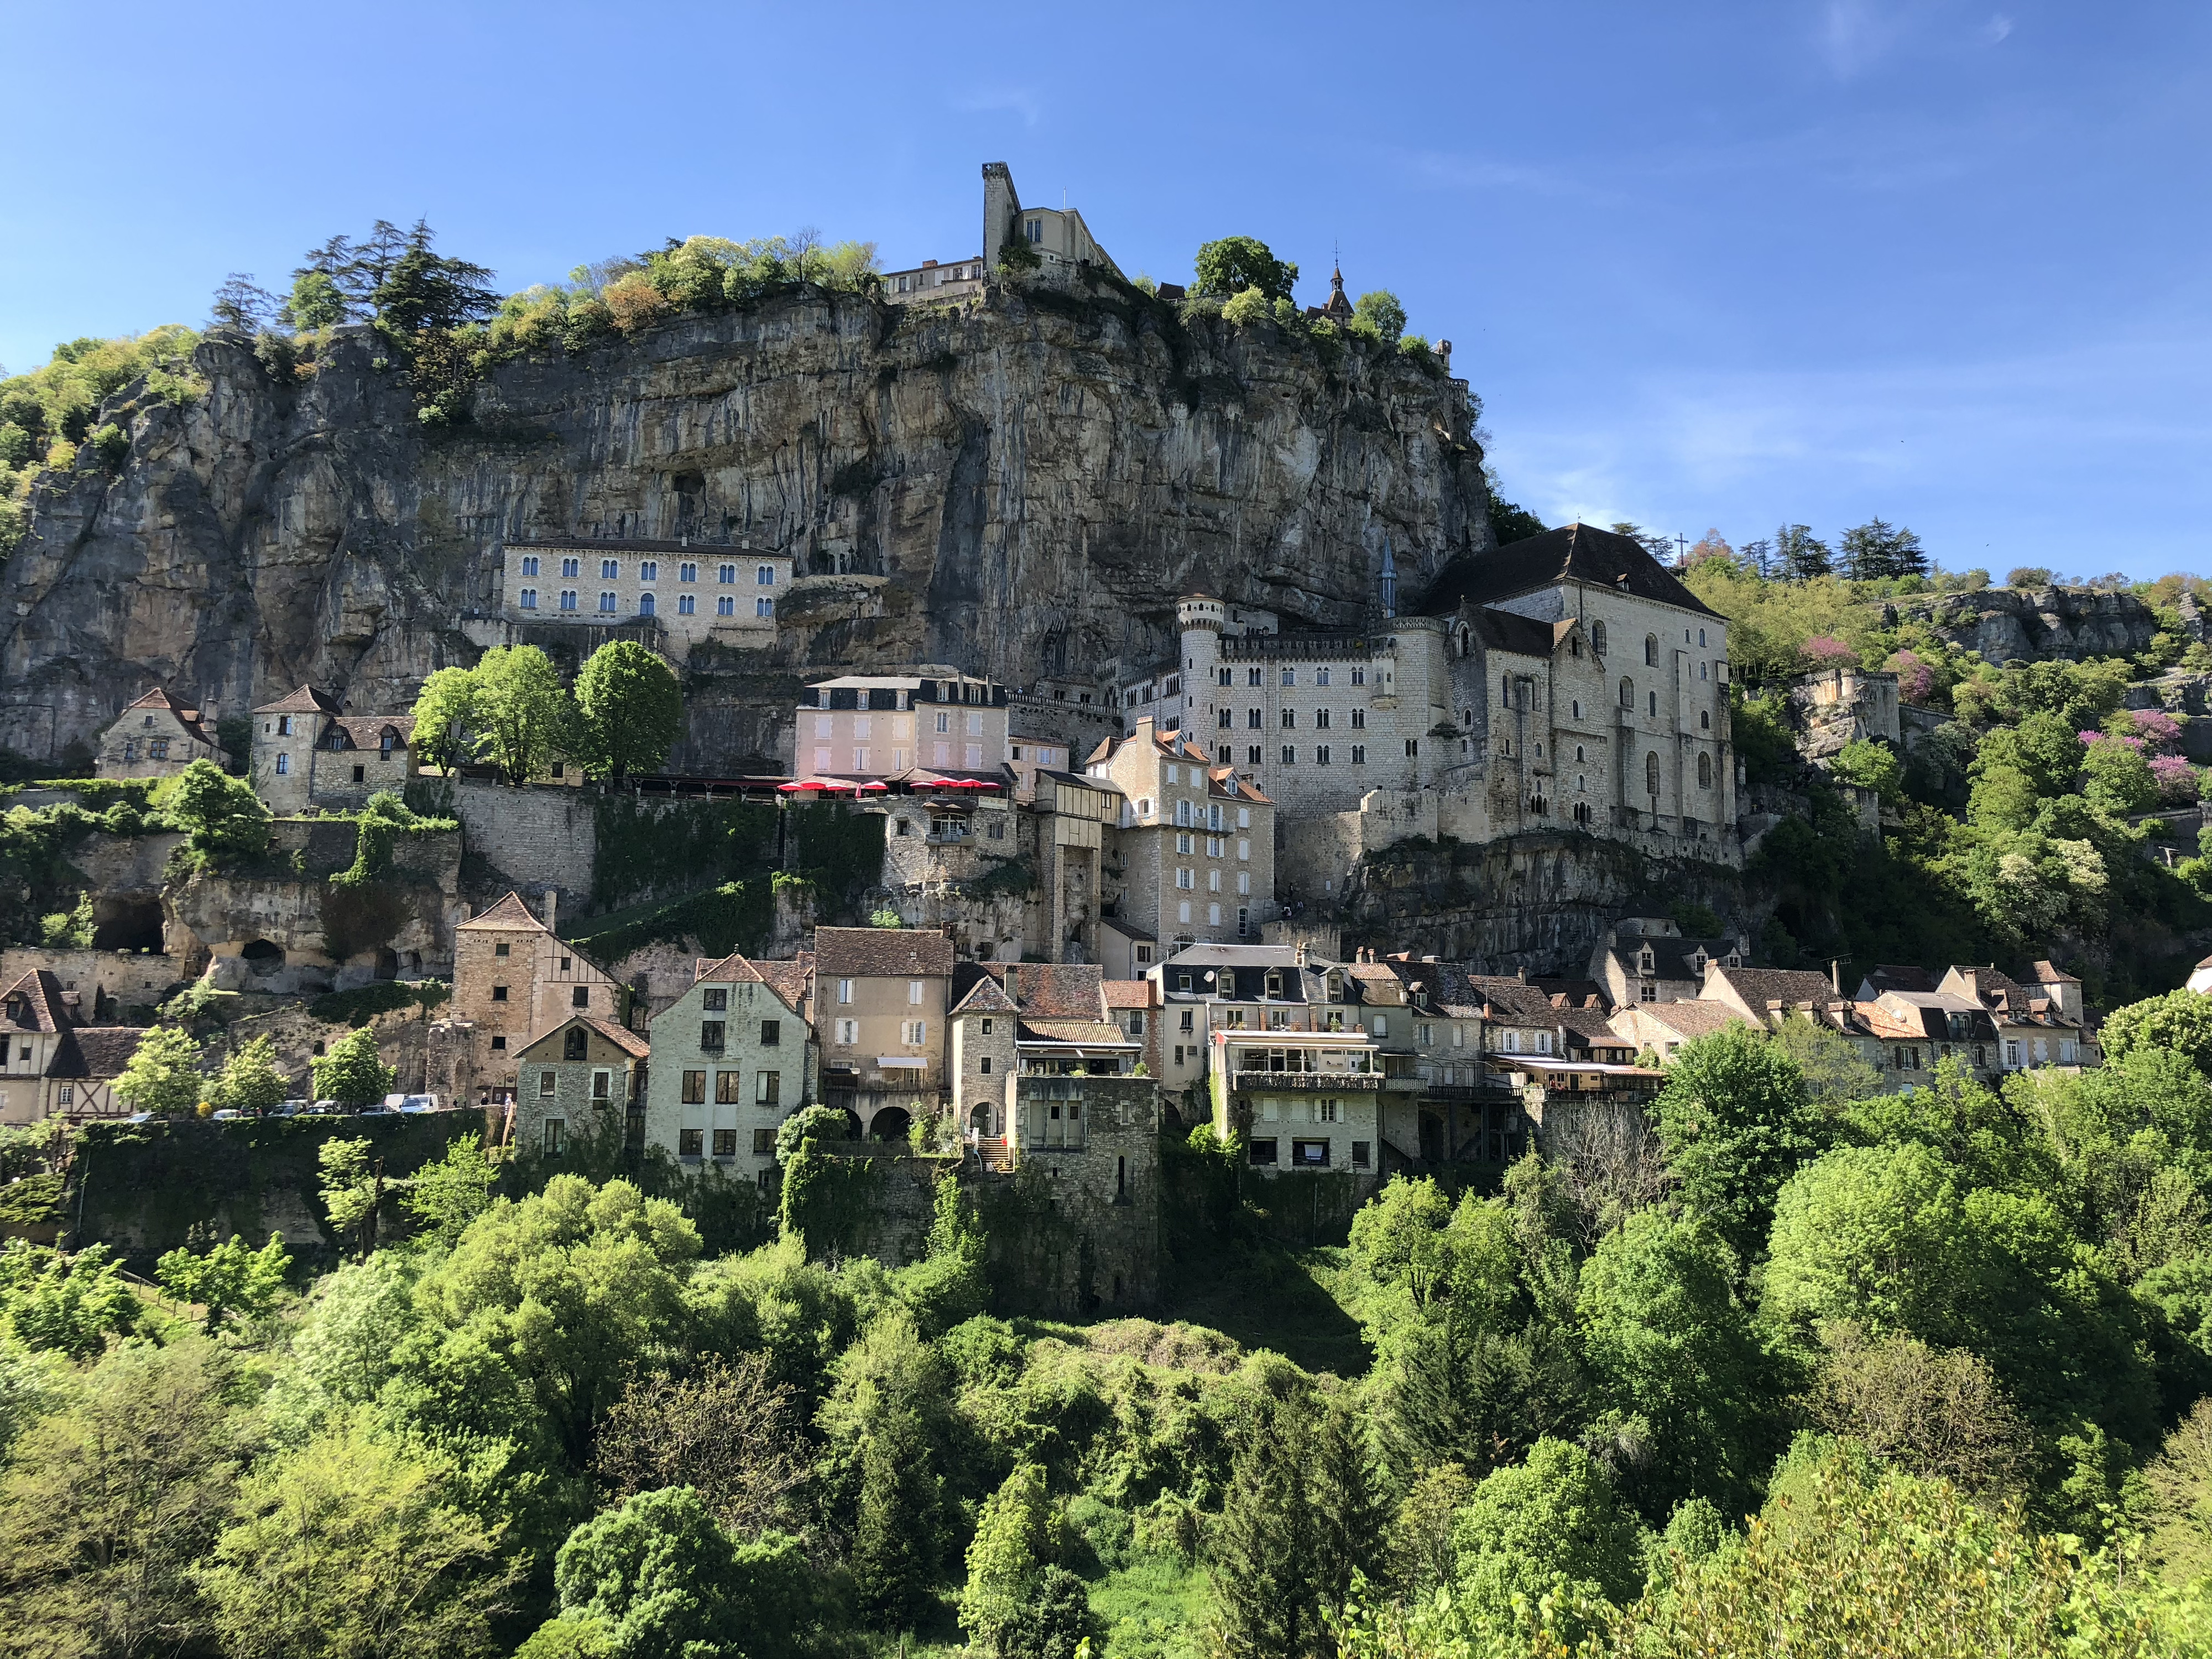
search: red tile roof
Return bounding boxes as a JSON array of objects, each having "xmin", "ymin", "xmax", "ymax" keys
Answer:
[
  {"xmin": 457, "ymin": 893, "xmax": 551, "ymax": 933},
  {"xmin": 814, "ymin": 926, "xmax": 954, "ymax": 979},
  {"xmin": 253, "ymin": 685, "xmax": 345, "ymax": 717}
]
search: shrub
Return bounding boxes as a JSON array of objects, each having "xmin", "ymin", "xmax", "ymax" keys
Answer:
[
  {"xmin": 1221, "ymin": 287, "xmax": 1274, "ymax": 327},
  {"xmin": 601, "ymin": 274, "xmax": 669, "ymax": 333}
]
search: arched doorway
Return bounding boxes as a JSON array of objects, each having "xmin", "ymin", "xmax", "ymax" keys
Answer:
[
  {"xmin": 869, "ymin": 1106, "xmax": 911, "ymax": 1144},
  {"xmin": 969, "ymin": 1104, "xmax": 994, "ymax": 1135}
]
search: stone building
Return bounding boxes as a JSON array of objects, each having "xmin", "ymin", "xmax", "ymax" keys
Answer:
[
  {"xmin": 947, "ymin": 963, "xmax": 1140, "ymax": 1152},
  {"xmin": 93, "ymin": 689, "xmax": 227, "ymax": 779},
  {"xmin": 512, "ymin": 1015, "xmax": 648, "ymax": 1162},
  {"xmin": 499, "ymin": 538, "xmax": 792, "ymax": 651},
  {"xmin": 1120, "ymin": 525, "xmax": 1741, "ymax": 900},
  {"xmin": 982, "ymin": 161, "xmax": 1122, "ymax": 279},
  {"xmin": 1087, "ymin": 719, "xmax": 1275, "ymax": 954},
  {"xmin": 813, "ymin": 926, "xmax": 954, "ymax": 1136},
  {"xmin": 249, "ymin": 685, "xmax": 416, "ymax": 815},
  {"xmin": 0, "ymin": 969, "xmax": 147, "ymax": 1125},
  {"xmin": 797, "ymin": 672, "xmax": 1010, "ymax": 780},
  {"xmin": 448, "ymin": 893, "xmax": 625, "ymax": 1095},
  {"xmin": 1587, "ymin": 918, "xmax": 1750, "ymax": 1010},
  {"xmin": 643, "ymin": 952, "xmax": 813, "ymax": 1184},
  {"xmin": 1790, "ymin": 665, "xmax": 1901, "ymax": 761},
  {"xmin": 880, "ymin": 255, "xmax": 987, "ymax": 305}
]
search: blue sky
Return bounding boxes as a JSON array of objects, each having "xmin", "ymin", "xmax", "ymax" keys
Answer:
[{"xmin": 4, "ymin": 0, "xmax": 2205, "ymax": 578}]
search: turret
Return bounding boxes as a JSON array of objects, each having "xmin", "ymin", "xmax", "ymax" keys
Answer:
[{"xmin": 1178, "ymin": 594, "xmax": 1225, "ymax": 716}]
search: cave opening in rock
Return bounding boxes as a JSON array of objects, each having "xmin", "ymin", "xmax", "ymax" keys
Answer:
[
  {"xmin": 91, "ymin": 897, "xmax": 163, "ymax": 953},
  {"xmin": 240, "ymin": 939, "xmax": 285, "ymax": 977}
]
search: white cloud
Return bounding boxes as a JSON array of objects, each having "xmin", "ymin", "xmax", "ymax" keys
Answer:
[
  {"xmin": 955, "ymin": 87, "xmax": 1042, "ymax": 128},
  {"xmin": 1983, "ymin": 13, "xmax": 2015, "ymax": 44},
  {"xmin": 1818, "ymin": 0, "xmax": 1907, "ymax": 77}
]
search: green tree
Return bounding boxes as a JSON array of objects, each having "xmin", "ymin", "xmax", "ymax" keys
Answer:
[
  {"xmin": 1384, "ymin": 1462, "xmax": 1474, "ymax": 1604},
  {"xmin": 0, "ymin": 1239, "xmax": 138, "ymax": 1358},
  {"xmin": 1447, "ymin": 1437, "xmax": 1644, "ymax": 1645},
  {"xmin": 1831, "ymin": 739, "xmax": 1903, "ymax": 806},
  {"xmin": 284, "ymin": 268, "xmax": 348, "ymax": 330},
  {"xmin": 0, "ymin": 1339, "xmax": 243, "ymax": 1655},
  {"xmin": 1352, "ymin": 289, "xmax": 1406, "ymax": 343},
  {"xmin": 852, "ymin": 1389, "xmax": 942, "ymax": 1630},
  {"xmin": 317, "ymin": 1136, "xmax": 383, "ymax": 1256},
  {"xmin": 156, "ymin": 1233, "xmax": 290, "ymax": 1331},
  {"xmin": 38, "ymin": 890, "xmax": 92, "ymax": 948},
  {"xmin": 1649, "ymin": 1026, "xmax": 1829, "ymax": 1262},
  {"xmin": 113, "ymin": 1022, "xmax": 206, "ymax": 1116},
  {"xmin": 208, "ymin": 1034, "xmax": 288, "ymax": 1115},
  {"xmin": 410, "ymin": 665, "xmax": 480, "ymax": 771},
  {"xmin": 1210, "ymin": 1400, "xmax": 1319, "ymax": 1659},
  {"xmin": 196, "ymin": 1417, "xmax": 514, "ymax": 1659},
  {"xmin": 571, "ymin": 640, "xmax": 682, "ymax": 785},
  {"xmin": 2142, "ymin": 1395, "xmax": 2212, "ymax": 1586},
  {"xmin": 161, "ymin": 758, "xmax": 272, "ymax": 859},
  {"xmin": 1606, "ymin": 1448, "xmax": 2177, "ymax": 1656},
  {"xmin": 1771, "ymin": 1012, "xmax": 1882, "ymax": 1106},
  {"xmin": 1839, "ymin": 518, "xmax": 1927, "ymax": 581},
  {"xmin": 470, "ymin": 645, "xmax": 571, "ymax": 785},
  {"xmin": 1774, "ymin": 524, "xmax": 1831, "ymax": 582},
  {"xmin": 529, "ymin": 1484, "xmax": 825, "ymax": 1659},
  {"xmin": 414, "ymin": 1175, "xmax": 701, "ymax": 1462},
  {"xmin": 593, "ymin": 1353, "xmax": 810, "ymax": 1536},
  {"xmin": 1192, "ymin": 236, "xmax": 1299, "ymax": 302},
  {"xmin": 1765, "ymin": 1141, "xmax": 2158, "ymax": 1522},
  {"xmin": 403, "ymin": 1134, "xmax": 499, "ymax": 1246},
  {"xmin": 311, "ymin": 1025, "xmax": 394, "ymax": 1107},
  {"xmin": 961, "ymin": 1463, "xmax": 1057, "ymax": 1655},
  {"xmin": 371, "ymin": 220, "xmax": 501, "ymax": 336},
  {"xmin": 1577, "ymin": 1209, "xmax": 1788, "ymax": 1521},
  {"xmin": 1807, "ymin": 1321, "xmax": 2029, "ymax": 1500},
  {"xmin": 1312, "ymin": 1394, "xmax": 1383, "ymax": 1613},
  {"xmin": 2101, "ymin": 990, "xmax": 2212, "ymax": 1077}
]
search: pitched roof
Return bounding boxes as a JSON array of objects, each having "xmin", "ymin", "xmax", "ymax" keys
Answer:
[
  {"xmin": 0, "ymin": 971, "xmax": 72, "ymax": 1034},
  {"xmin": 694, "ymin": 953, "xmax": 768, "ymax": 984},
  {"xmin": 47, "ymin": 1026, "xmax": 147, "ymax": 1079},
  {"xmin": 1603, "ymin": 935, "xmax": 1741, "ymax": 982},
  {"xmin": 1102, "ymin": 979, "xmax": 1159, "ymax": 1009},
  {"xmin": 813, "ymin": 926, "xmax": 954, "ymax": 978},
  {"xmin": 1619, "ymin": 1000, "xmax": 1754, "ymax": 1042},
  {"xmin": 517, "ymin": 1014, "xmax": 650, "ymax": 1060},
  {"xmin": 253, "ymin": 685, "xmax": 344, "ymax": 717},
  {"xmin": 1004, "ymin": 963, "xmax": 1107, "ymax": 1021},
  {"xmin": 952, "ymin": 974, "xmax": 1018, "ymax": 1015},
  {"xmin": 1861, "ymin": 964, "xmax": 1937, "ymax": 995},
  {"xmin": 2028, "ymin": 959, "xmax": 2080, "ymax": 985},
  {"xmin": 1417, "ymin": 522, "xmax": 1723, "ymax": 621},
  {"xmin": 118, "ymin": 688, "xmax": 222, "ymax": 749},
  {"xmin": 1019, "ymin": 1018, "xmax": 1131, "ymax": 1046},
  {"xmin": 1468, "ymin": 607, "xmax": 1561, "ymax": 659},
  {"xmin": 456, "ymin": 892, "xmax": 550, "ymax": 933},
  {"xmin": 1556, "ymin": 1005, "xmax": 1633, "ymax": 1048},
  {"xmin": 1706, "ymin": 965, "xmax": 1840, "ymax": 1011},
  {"xmin": 755, "ymin": 954, "xmax": 813, "ymax": 1012},
  {"xmin": 1463, "ymin": 975, "xmax": 1563, "ymax": 1025},
  {"xmin": 328, "ymin": 715, "xmax": 415, "ymax": 749}
]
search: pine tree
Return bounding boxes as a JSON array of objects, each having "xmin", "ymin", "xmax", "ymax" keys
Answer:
[
  {"xmin": 852, "ymin": 1399, "xmax": 941, "ymax": 1631},
  {"xmin": 1775, "ymin": 524, "xmax": 1831, "ymax": 582},
  {"xmin": 1310, "ymin": 1397, "xmax": 1383, "ymax": 1613},
  {"xmin": 1209, "ymin": 1401, "xmax": 1318, "ymax": 1659}
]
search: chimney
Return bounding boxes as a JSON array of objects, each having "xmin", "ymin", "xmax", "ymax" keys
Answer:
[
  {"xmin": 1295, "ymin": 941, "xmax": 1307, "ymax": 968},
  {"xmin": 541, "ymin": 890, "xmax": 559, "ymax": 934},
  {"xmin": 1830, "ymin": 959, "xmax": 1841, "ymax": 994},
  {"xmin": 1516, "ymin": 964, "xmax": 1527, "ymax": 982}
]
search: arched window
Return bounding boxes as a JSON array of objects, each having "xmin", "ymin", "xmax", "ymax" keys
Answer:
[
  {"xmin": 1645, "ymin": 750, "xmax": 1661, "ymax": 796},
  {"xmin": 1458, "ymin": 626, "xmax": 1471, "ymax": 658},
  {"xmin": 1592, "ymin": 620, "xmax": 1607, "ymax": 655},
  {"xmin": 1645, "ymin": 634, "xmax": 1659, "ymax": 666},
  {"xmin": 1700, "ymin": 709, "xmax": 1710, "ymax": 730},
  {"xmin": 1620, "ymin": 677, "xmax": 1634, "ymax": 709},
  {"xmin": 1500, "ymin": 674, "xmax": 1510, "ymax": 704},
  {"xmin": 1697, "ymin": 752, "xmax": 1713, "ymax": 789}
]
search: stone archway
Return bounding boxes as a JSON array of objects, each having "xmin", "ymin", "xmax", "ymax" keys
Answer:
[{"xmin": 868, "ymin": 1105, "xmax": 912, "ymax": 1144}]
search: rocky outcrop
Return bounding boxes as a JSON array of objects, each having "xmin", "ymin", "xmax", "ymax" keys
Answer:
[
  {"xmin": 1, "ymin": 278, "xmax": 1488, "ymax": 773},
  {"xmin": 1336, "ymin": 832, "xmax": 1761, "ymax": 974},
  {"xmin": 1896, "ymin": 586, "xmax": 2168, "ymax": 666}
]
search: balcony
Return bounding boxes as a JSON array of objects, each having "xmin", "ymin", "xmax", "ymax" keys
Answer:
[{"xmin": 1230, "ymin": 1070, "xmax": 1384, "ymax": 1092}]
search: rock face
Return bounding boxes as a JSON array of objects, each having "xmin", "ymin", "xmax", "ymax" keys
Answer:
[
  {"xmin": 0, "ymin": 279, "xmax": 1488, "ymax": 772},
  {"xmin": 1896, "ymin": 586, "xmax": 2168, "ymax": 666}
]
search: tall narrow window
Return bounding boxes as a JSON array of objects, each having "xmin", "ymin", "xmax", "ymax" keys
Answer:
[{"xmin": 1645, "ymin": 750, "xmax": 1661, "ymax": 796}]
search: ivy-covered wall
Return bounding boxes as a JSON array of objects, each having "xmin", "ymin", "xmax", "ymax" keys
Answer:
[
  {"xmin": 64, "ymin": 1113, "xmax": 487, "ymax": 1270},
  {"xmin": 589, "ymin": 795, "xmax": 779, "ymax": 912}
]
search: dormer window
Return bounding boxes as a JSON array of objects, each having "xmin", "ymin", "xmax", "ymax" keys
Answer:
[
  {"xmin": 1264, "ymin": 971, "xmax": 1284, "ymax": 998},
  {"xmin": 1637, "ymin": 948, "xmax": 1656, "ymax": 974}
]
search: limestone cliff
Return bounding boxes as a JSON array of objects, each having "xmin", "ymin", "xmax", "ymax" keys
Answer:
[
  {"xmin": 1894, "ymin": 584, "xmax": 2189, "ymax": 667},
  {"xmin": 0, "ymin": 278, "xmax": 1488, "ymax": 770}
]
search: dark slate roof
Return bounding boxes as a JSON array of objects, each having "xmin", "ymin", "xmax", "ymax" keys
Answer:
[
  {"xmin": 507, "ymin": 536, "xmax": 779, "ymax": 556},
  {"xmin": 1463, "ymin": 975, "xmax": 1564, "ymax": 1026},
  {"xmin": 1418, "ymin": 523, "xmax": 1723, "ymax": 621},
  {"xmin": 254, "ymin": 685, "xmax": 345, "ymax": 717},
  {"xmin": 1468, "ymin": 608, "xmax": 1563, "ymax": 658},
  {"xmin": 815, "ymin": 926, "xmax": 953, "ymax": 979},
  {"xmin": 1604, "ymin": 936, "xmax": 1741, "ymax": 982},
  {"xmin": 48, "ymin": 1026, "xmax": 146, "ymax": 1079},
  {"xmin": 1, "ymin": 971, "xmax": 72, "ymax": 1034},
  {"xmin": 328, "ymin": 715, "xmax": 415, "ymax": 749}
]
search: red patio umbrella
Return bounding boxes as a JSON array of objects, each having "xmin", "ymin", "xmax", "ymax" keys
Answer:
[{"xmin": 778, "ymin": 778, "xmax": 833, "ymax": 792}]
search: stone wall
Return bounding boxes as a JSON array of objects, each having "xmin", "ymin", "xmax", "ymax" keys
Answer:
[
  {"xmin": 451, "ymin": 781, "xmax": 597, "ymax": 915},
  {"xmin": 64, "ymin": 1113, "xmax": 490, "ymax": 1270},
  {"xmin": 0, "ymin": 946, "xmax": 194, "ymax": 1021}
]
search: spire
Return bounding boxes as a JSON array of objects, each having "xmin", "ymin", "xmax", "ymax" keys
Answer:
[
  {"xmin": 1322, "ymin": 255, "xmax": 1354, "ymax": 322},
  {"xmin": 1380, "ymin": 537, "xmax": 1398, "ymax": 619}
]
